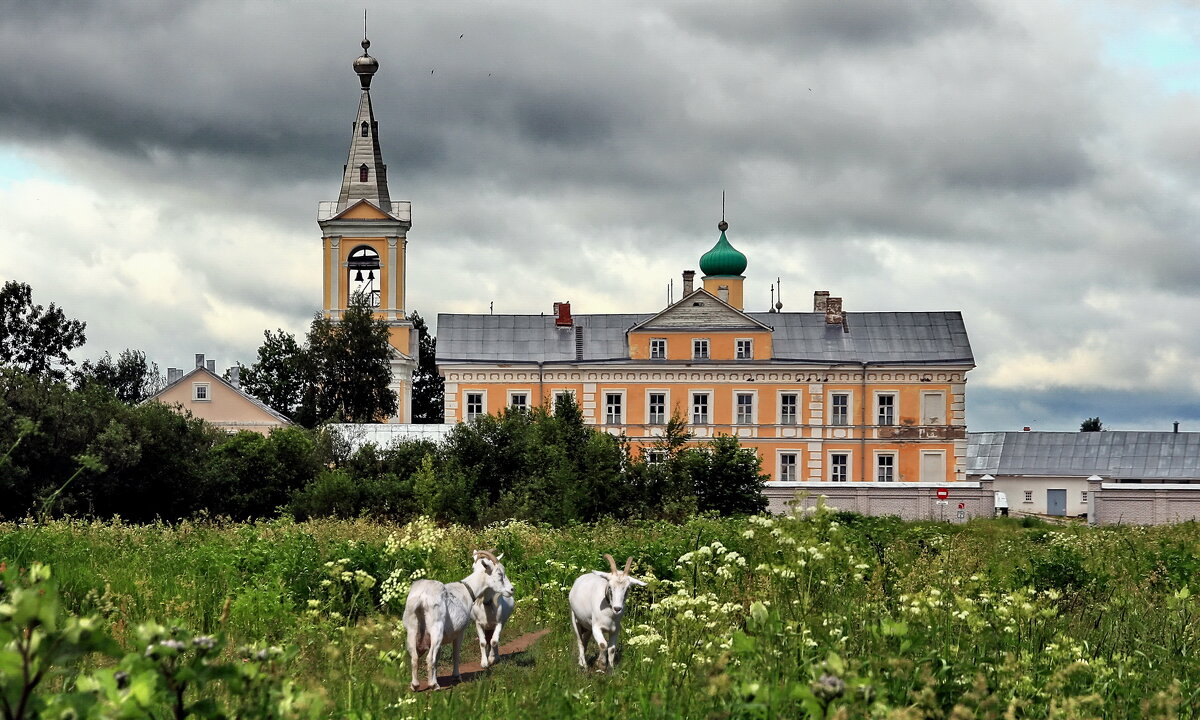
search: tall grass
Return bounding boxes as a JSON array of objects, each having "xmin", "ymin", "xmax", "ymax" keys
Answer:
[{"xmin": 1, "ymin": 510, "xmax": 1197, "ymax": 718}]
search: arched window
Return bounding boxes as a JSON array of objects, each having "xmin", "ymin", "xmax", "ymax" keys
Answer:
[
  {"xmin": 359, "ymin": 164, "xmax": 369, "ymax": 182},
  {"xmin": 347, "ymin": 245, "xmax": 382, "ymax": 307},
  {"xmin": 360, "ymin": 121, "xmax": 369, "ymax": 137}
]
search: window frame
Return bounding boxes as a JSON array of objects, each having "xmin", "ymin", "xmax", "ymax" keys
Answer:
[
  {"xmin": 1023, "ymin": 490, "xmax": 1034, "ymax": 503},
  {"xmin": 828, "ymin": 451, "xmax": 851, "ymax": 482},
  {"xmin": 779, "ymin": 391, "xmax": 800, "ymax": 425},
  {"xmin": 192, "ymin": 382, "xmax": 211, "ymax": 402},
  {"xmin": 874, "ymin": 451, "xmax": 896, "ymax": 482},
  {"xmin": 734, "ymin": 390, "xmax": 756, "ymax": 425},
  {"xmin": 875, "ymin": 391, "xmax": 897, "ymax": 426},
  {"xmin": 691, "ymin": 391, "xmax": 711, "ymax": 425},
  {"xmin": 507, "ymin": 390, "xmax": 529, "ymax": 411},
  {"xmin": 550, "ymin": 389, "xmax": 577, "ymax": 414},
  {"xmin": 920, "ymin": 391, "xmax": 946, "ymax": 425},
  {"xmin": 604, "ymin": 390, "xmax": 625, "ymax": 425},
  {"xmin": 735, "ymin": 338, "xmax": 754, "ymax": 360},
  {"xmin": 464, "ymin": 390, "xmax": 486, "ymax": 421},
  {"xmin": 829, "ymin": 391, "xmax": 851, "ymax": 426},
  {"xmin": 692, "ymin": 338, "xmax": 710, "ymax": 360},
  {"xmin": 645, "ymin": 449, "xmax": 668, "ymax": 464},
  {"xmin": 649, "ymin": 338, "xmax": 667, "ymax": 360},
  {"xmin": 919, "ymin": 450, "xmax": 947, "ymax": 483},
  {"xmin": 778, "ymin": 452, "xmax": 800, "ymax": 482},
  {"xmin": 646, "ymin": 390, "xmax": 668, "ymax": 425}
]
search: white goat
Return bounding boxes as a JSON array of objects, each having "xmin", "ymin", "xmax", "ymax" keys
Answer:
[
  {"xmin": 569, "ymin": 554, "xmax": 647, "ymax": 672},
  {"xmin": 403, "ymin": 550, "xmax": 514, "ymax": 691},
  {"xmin": 471, "ymin": 550, "xmax": 515, "ymax": 668}
]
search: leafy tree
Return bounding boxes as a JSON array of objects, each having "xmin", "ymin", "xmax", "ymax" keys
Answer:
[
  {"xmin": 240, "ymin": 330, "xmax": 314, "ymax": 423},
  {"xmin": 684, "ymin": 434, "xmax": 770, "ymax": 516},
  {"xmin": 310, "ymin": 294, "xmax": 397, "ymax": 423},
  {"xmin": 1081, "ymin": 417, "xmax": 1103, "ymax": 432},
  {"xmin": 74, "ymin": 349, "xmax": 164, "ymax": 404},
  {"xmin": 0, "ymin": 281, "xmax": 86, "ymax": 381},
  {"xmin": 243, "ymin": 294, "xmax": 397, "ymax": 426},
  {"xmin": 408, "ymin": 311, "xmax": 444, "ymax": 423}
]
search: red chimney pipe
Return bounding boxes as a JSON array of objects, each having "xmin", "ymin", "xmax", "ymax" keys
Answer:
[{"xmin": 555, "ymin": 301, "xmax": 573, "ymax": 326}]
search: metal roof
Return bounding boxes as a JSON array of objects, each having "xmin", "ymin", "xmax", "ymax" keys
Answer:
[
  {"xmin": 436, "ymin": 311, "xmax": 973, "ymax": 365},
  {"xmin": 967, "ymin": 431, "xmax": 1200, "ymax": 480}
]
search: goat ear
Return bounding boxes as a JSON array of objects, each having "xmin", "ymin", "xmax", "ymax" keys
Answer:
[
  {"xmin": 481, "ymin": 558, "xmax": 494, "ymax": 573},
  {"xmin": 591, "ymin": 570, "xmax": 610, "ymax": 579},
  {"xmin": 496, "ymin": 553, "xmax": 504, "ymax": 560},
  {"xmin": 628, "ymin": 577, "xmax": 647, "ymax": 587}
]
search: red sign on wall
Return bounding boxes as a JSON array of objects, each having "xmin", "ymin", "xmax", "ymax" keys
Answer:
[{"xmin": 936, "ymin": 488, "xmax": 949, "ymax": 500}]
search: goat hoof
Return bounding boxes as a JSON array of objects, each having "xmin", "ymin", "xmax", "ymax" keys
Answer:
[
  {"xmin": 410, "ymin": 683, "xmax": 420, "ymax": 692},
  {"xmin": 429, "ymin": 683, "xmax": 441, "ymax": 692}
]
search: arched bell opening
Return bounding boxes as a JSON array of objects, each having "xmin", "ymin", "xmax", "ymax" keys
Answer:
[{"xmin": 347, "ymin": 245, "xmax": 381, "ymax": 308}]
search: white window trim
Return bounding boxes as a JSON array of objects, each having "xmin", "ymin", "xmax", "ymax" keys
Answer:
[
  {"xmin": 692, "ymin": 337, "xmax": 710, "ymax": 360},
  {"xmin": 873, "ymin": 450, "xmax": 897, "ymax": 482},
  {"xmin": 649, "ymin": 338, "xmax": 667, "ymax": 360},
  {"xmin": 1023, "ymin": 489, "xmax": 1034, "ymax": 503},
  {"xmin": 778, "ymin": 390, "xmax": 801, "ymax": 425},
  {"xmin": 464, "ymin": 389, "xmax": 487, "ymax": 421},
  {"xmin": 733, "ymin": 389, "xmax": 757, "ymax": 425},
  {"xmin": 920, "ymin": 391, "xmax": 946, "ymax": 425},
  {"xmin": 919, "ymin": 450, "xmax": 947, "ymax": 483},
  {"xmin": 828, "ymin": 450, "xmax": 852, "ymax": 482},
  {"xmin": 603, "ymin": 389, "xmax": 627, "ymax": 425},
  {"xmin": 777, "ymin": 450, "xmax": 800, "ymax": 482},
  {"xmin": 735, "ymin": 337, "xmax": 754, "ymax": 360},
  {"xmin": 550, "ymin": 388, "xmax": 577, "ymax": 413},
  {"xmin": 828, "ymin": 390, "xmax": 854, "ymax": 427},
  {"xmin": 690, "ymin": 390, "xmax": 713, "ymax": 425},
  {"xmin": 192, "ymin": 382, "xmax": 211, "ymax": 402},
  {"xmin": 645, "ymin": 388, "xmax": 670, "ymax": 425},
  {"xmin": 507, "ymin": 389, "xmax": 531, "ymax": 410},
  {"xmin": 874, "ymin": 390, "xmax": 898, "ymax": 426},
  {"xmin": 645, "ymin": 449, "xmax": 668, "ymax": 464}
]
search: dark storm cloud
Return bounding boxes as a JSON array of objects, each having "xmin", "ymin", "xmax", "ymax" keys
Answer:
[{"xmin": 2, "ymin": 0, "xmax": 1199, "ymax": 432}]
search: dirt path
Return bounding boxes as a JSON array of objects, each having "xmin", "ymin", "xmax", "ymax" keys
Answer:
[{"xmin": 415, "ymin": 628, "xmax": 552, "ymax": 691}]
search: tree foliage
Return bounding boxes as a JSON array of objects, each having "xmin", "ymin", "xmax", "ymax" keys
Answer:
[
  {"xmin": 242, "ymin": 294, "xmax": 396, "ymax": 427},
  {"xmin": 74, "ymin": 349, "xmax": 164, "ymax": 404},
  {"xmin": 0, "ymin": 281, "xmax": 86, "ymax": 381},
  {"xmin": 1081, "ymin": 417, "xmax": 1103, "ymax": 432},
  {"xmin": 407, "ymin": 311, "xmax": 444, "ymax": 423}
]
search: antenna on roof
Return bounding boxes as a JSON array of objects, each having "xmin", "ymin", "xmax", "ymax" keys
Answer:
[
  {"xmin": 363, "ymin": 9, "xmax": 368, "ymax": 40},
  {"xmin": 775, "ymin": 276, "xmax": 783, "ymax": 312}
]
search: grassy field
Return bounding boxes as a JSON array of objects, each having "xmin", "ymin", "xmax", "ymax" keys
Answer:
[{"xmin": 2, "ymin": 508, "xmax": 1199, "ymax": 719}]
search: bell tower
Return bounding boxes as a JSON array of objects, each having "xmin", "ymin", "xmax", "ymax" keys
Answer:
[{"xmin": 317, "ymin": 34, "xmax": 417, "ymax": 422}]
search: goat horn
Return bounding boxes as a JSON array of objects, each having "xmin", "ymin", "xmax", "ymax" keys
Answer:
[
  {"xmin": 604, "ymin": 554, "xmax": 618, "ymax": 575},
  {"xmin": 623, "ymin": 557, "xmax": 633, "ymax": 575},
  {"xmin": 474, "ymin": 549, "xmax": 499, "ymax": 564}
]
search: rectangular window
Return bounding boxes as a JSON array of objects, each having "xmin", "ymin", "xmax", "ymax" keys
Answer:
[
  {"xmin": 650, "ymin": 338, "xmax": 667, "ymax": 359},
  {"xmin": 192, "ymin": 383, "xmax": 210, "ymax": 401},
  {"xmin": 876, "ymin": 393, "xmax": 896, "ymax": 426},
  {"xmin": 780, "ymin": 393, "xmax": 798, "ymax": 425},
  {"xmin": 692, "ymin": 338, "xmax": 709, "ymax": 359},
  {"xmin": 876, "ymin": 454, "xmax": 895, "ymax": 482},
  {"xmin": 830, "ymin": 453, "xmax": 849, "ymax": 482},
  {"xmin": 1081, "ymin": 490, "xmax": 1088, "ymax": 503},
  {"xmin": 605, "ymin": 393, "xmax": 623, "ymax": 424},
  {"xmin": 735, "ymin": 392, "xmax": 754, "ymax": 424},
  {"xmin": 830, "ymin": 393, "xmax": 850, "ymax": 426},
  {"xmin": 466, "ymin": 392, "xmax": 484, "ymax": 421},
  {"xmin": 779, "ymin": 453, "xmax": 798, "ymax": 482},
  {"xmin": 647, "ymin": 393, "xmax": 666, "ymax": 425},
  {"xmin": 1023, "ymin": 490, "xmax": 1033, "ymax": 503},
  {"xmin": 921, "ymin": 392, "xmax": 945, "ymax": 425},
  {"xmin": 920, "ymin": 451, "xmax": 946, "ymax": 483},
  {"xmin": 508, "ymin": 392, "xmax": 528, "ymax": 411},
  {"xmin": 736, "ymin": 339, "xmax": 753, "ymax": 360},
  {"xmin": 646, "ymin": 449, "xmax": 667, "ymax": 464},
  {"xmin": 691, "ymin": 393, "xmax": 709, "ymax": 425},
  {"xmin": 552, "ymin": 390, "xmax": 576, "ymax": 414}
]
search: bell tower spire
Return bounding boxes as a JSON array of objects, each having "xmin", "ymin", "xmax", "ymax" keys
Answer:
[{"xmin": 317, "ymin": 34, "xmax": 416, "ymax": 423}]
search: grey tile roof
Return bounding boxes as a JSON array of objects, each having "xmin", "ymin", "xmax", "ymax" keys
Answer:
[
  {"xmin": 436, "ymin": 311, "xmax": 973, "ymax": 365},
  {"xmin": 967, "ymin": 432, "xmax": 1200, "ymax": 480}
]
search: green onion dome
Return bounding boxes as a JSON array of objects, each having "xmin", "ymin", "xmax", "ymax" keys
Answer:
[{"xmin": 699, "ymin": 221, "xmax": 747, "ymax": 276}]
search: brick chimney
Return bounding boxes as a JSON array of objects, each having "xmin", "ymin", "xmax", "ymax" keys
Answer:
[
  {"xmin": 228, "ymin": 366, "xmax": 241, "ymax": 389},
  {"xmin": 555, "ymin": 301, "xmax": 573, "ymax": 327},
  {"xmin": 195, "ymin": 353, "xmax": 205, "ymax": 369},
  {"xmin": 814, "ymin": 290, "xmax": 830, "ymax": 312},
  {"xmin": 682, "ymin": 270, "xmax": 695, "ymax": 295},
  {"xmin": 824, "ymin": 297, "xmax": 843, "ymax": 325},
  {"xmin": 718, "ymin": 285, "xmax": 730, "ymax": 303}
]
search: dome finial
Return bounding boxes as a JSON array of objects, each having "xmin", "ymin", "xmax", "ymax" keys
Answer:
[
  {"xmin": 354, "ymin": 14, "xmax": 379, "ymax": 90},
  {"xmin": 718, "ymin": 190, "xmax": 728, "ymax": 232}
]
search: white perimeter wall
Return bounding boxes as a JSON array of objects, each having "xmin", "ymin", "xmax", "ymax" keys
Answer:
[{"xmin": 990, "ymin": 476, "xmax": 1089, "ymax": 516}]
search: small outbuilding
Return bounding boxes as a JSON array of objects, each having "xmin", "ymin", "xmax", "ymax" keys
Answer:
[{"xmin": 147, "ymin": 353, "xmax": 291, "ymax": 435}]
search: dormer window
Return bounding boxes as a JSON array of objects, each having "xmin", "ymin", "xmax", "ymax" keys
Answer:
[
  {"xmin": 360, "ymin": 121, "xmax": 369, "ymax": 137},
  {"xmin": 359, "ymin": 164, "xmax": 369, "ymax": 182}
]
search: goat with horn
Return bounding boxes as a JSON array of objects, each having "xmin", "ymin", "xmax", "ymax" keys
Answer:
[
  {"xmin": 568, "ymin": 553, "xmax": 647, "ymax": 672},
  {"xmin": 403, "ymin": 549, "xmax": 513, "ymax": 690},
  {"xmin": 470, "ymin": 549, "xmax": 515, "ymax": 669}
]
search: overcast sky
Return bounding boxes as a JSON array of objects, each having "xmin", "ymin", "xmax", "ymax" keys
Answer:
[{"xmin": 1, "ymin": 0, "xmax": 1198, "ymax": 432}]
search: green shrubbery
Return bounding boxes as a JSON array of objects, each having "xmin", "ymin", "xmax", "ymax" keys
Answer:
[{"xmin": 0, "ymin": 373, "xmax": 766, "ymax": 525}]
